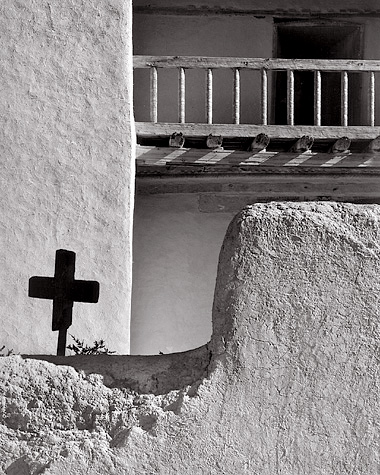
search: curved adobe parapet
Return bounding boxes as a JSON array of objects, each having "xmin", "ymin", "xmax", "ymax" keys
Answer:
[
  {"xmin": 211, "ymin": 202, "xmax": 380, "ymax": 367},
  {"xmin": 2, "ymin": 202, "xmax": 380, "ymax": 474}
]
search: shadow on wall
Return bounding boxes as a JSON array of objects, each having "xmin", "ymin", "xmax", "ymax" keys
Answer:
[{"xmin": 25, "ymin": 344, "xmax": 211, "ymax": 396}]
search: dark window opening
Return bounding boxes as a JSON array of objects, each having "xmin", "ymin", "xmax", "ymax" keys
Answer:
[{"xmin": 274, "ymin": 21, "xmax": 363, "ymax": 126}]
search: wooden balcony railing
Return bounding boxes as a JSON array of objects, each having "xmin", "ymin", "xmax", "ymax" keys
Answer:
[{"xmin": 133, "ymin": 55, "xmax": 380, "ymax": 140}]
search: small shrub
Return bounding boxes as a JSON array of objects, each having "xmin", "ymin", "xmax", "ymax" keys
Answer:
[
  {"xmin": 0, "ymin": 345, "xmax": 16, "ymax": 357},
  {"xmin": 66, "ymin": 335, "xmax": 116, "ymax": 355}
]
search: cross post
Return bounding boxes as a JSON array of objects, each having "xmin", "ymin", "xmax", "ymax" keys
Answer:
[{"xmin": 28, "ymin": 249, "xmax": 100, "ymax": 356}]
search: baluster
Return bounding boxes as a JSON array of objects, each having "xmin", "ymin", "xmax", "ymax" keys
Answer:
[
  {"xmin": 234, "ymin": 68, "xmax": 240, "ymax": 125},
  {"xmin": 287, "ymin": 70, "xmax": 294, "ymax": 126},
  {"xmin": 179, "ymin": 67, "xmax": 186, "ymax": 124},
  {"xmin": 341, "ymin": 71, "xmax": 348, "ymax": 126},
  {"xmin": 206, "ymin": 69, "xmax": 213, "ymax": 124},
  {"xmin": 150, "ymin": 67, "xmax": 158, "ymax": 123},
  {"xmin": 314, "ymin": 70, "xmax": 321, "ymax": 126},
  {"xmin": 261, "ymin": 69, "xmax": 268, "ymax": 126},
  {"xmin": 369, "ymin": 71, "xmax": 375, "ymax": 126}
]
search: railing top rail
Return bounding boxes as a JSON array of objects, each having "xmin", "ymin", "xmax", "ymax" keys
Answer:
[{"xmin": 134, "ymin": 55, "xmax": 380, "ymax": 71}]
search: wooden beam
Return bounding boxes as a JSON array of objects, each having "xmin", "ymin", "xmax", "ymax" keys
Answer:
[
  {"xmin": 206, "ymin": 134, "xmax": 223, "ymax": 149},
  {"xmin": 136, "ymin": 146, "xmax": 380, "ymax": 172},
  {"xmin": 136, "ymin": 175, "xmax": 380, "ymax": 205},
  {"xmin": 368, "ymin": 136, "xmax": 380, "ymax": 153},
  {"xmin": 133, "ymin": 5, "xmax": 380, "ymax": 19},
  {"xmin": 290, "ymin": 135, "xmax": 314, "ymax": 153},
  {"xmin": 134, "ymin": 56, "xmax": 380, "ymax": 72},
  {"xmin": 249, "ymin": 133, "xmax": 270, "ymax": 152},
  {"xmin": 136, "ymin": 122, "xmax": 380, "ymax": 140},
  {"xmin": 331, "ymin": 136, "xmax": 351, "ymax": 153},
  {"xmin": 169, "ymin": 132, "xmax": 185, "ymax": 148}
]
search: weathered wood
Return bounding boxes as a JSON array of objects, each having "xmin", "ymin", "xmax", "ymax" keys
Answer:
[
  {"xmin": 249, "ymin": 133, "xmax": 270, "ymax": 152},
  {"xmin": 261, "ymin": 69, "xmax": 268, "ymax": 125},
  {"xmin": 150, "ymin": 67, "xmax": 158, "ymax": 123},
  {"xmin": 206, "ymin": 69, "xmax": 213, "ymax": 124},
  {"xmin": 290, "ymin": 135, "xmax": 314, "ymax": 153},
  {"xmin": 169, "ymin": 132, "xmax": 185, "ymax": 148},
  {"xmin": 368, "ymin": 136, "xmax": 380, "ymax": 153},
  {"xmin": 136, "ymin": 122, "xmax": 380, "ymax": 139},
  {"xmin": 134, "ymin": 56, "xmax": 380, "ymax": 72},
  {"xmin": 178, "ymin": 67, "xmax": 186, "ymax": 124},
  {"xmin": 206, "ymin": 134, "xmax": 223, "ymax": 149},
  {"xmin": 314, "ymin": 71, "xmax": 321, "ymax": 126},
  {"xmin": 287, "ymin": 70, "xmax": 295, "ymax": 126},
  {"xmin": 136, "ymin": 174, "xmax": 380, "ymax": 201},
  {"xmin": 341, "ymin": 72, "xmax": 349, "ymax": 127},
  {"xmin": 331, "ymin": 136, "xmax": 351, "ymax": 153},
  {"xmin": 369, "ymin": 72, "xmax": 375, "ymax": 127},
  {"xmin": 234, "ymin": 69, "xmax": 240, "ymax": 125},
  {"xmin": 136, "ymin": 146, "xmax": 380, "ymax": 171},
  {"xmin": 133, "ymin": 5, "xmax": 380, "ymax": 18}
]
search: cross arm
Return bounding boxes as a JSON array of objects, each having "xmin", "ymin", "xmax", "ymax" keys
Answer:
[
  {"xmin": 28, "ymin": 276, "xmax": 55, "ymax": 300},
  {"xmin": 72, "ymin": 280, "xmax": 100, "ymax": 303}
]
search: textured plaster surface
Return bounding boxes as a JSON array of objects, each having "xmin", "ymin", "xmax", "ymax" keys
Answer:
[
  {"xmin": 1, "ymin": 202, "xmax": 380, "ymax": 474},
  {"xmin": 0, "ymin": 0, "xmax": 134, "ymax": 354}
]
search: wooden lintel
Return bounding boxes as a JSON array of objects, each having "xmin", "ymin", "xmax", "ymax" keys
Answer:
[
  {"xmin": 136, "ymin": 123, "xmax": 380, "ymax": 141},
  {"xmin": 136, "ymin": 175, "xmax": 380, "ymax": 204}
]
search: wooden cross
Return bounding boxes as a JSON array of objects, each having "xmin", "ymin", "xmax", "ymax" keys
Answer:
[{"xmin": 28, "ymin": 249, "xmax": 100, "ymax": 356}]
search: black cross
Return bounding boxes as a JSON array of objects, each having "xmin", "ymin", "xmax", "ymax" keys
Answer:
[{"xmin": 28, "ymin": 249, "xmax": 100, "ymax": 356}]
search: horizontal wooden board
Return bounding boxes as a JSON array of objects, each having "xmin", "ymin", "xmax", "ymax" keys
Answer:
[
  {"xmin": 134, "ymin": 56, "xmax": 380, "ymax": 72},
  {"xmin": 136, "ymin": 146, "xmax": 380, "ymax": 169},
  {"xmin": 136, "ymin": 124, "xmax": 380, "ymax": 140},
  {"xmin": 136, "ymin": 174, "xmax": 380, "ymax": 202}
]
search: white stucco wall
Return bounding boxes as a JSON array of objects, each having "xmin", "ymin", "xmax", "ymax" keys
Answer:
[{"xmin": 0, "ymin": 0, "xmax": 134, "ymax": 355}]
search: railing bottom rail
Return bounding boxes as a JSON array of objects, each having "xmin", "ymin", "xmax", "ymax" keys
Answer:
[{"xmin": 136, "ymin": 122, "xmax": 380, "ymax": 140}]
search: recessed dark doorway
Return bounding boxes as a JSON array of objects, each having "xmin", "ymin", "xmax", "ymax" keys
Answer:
[{"xmin": 274, "ymin": 21, "xmax": 363, "ymax": 125}]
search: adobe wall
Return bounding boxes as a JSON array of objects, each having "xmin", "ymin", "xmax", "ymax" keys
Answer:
[
  {"xmin": 0, "ymin": 0, "xmax": 134, "ymax": 354},
  {"xmin": 1, "ymin": 202, "xmax": 379, "ymax": 474}
]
